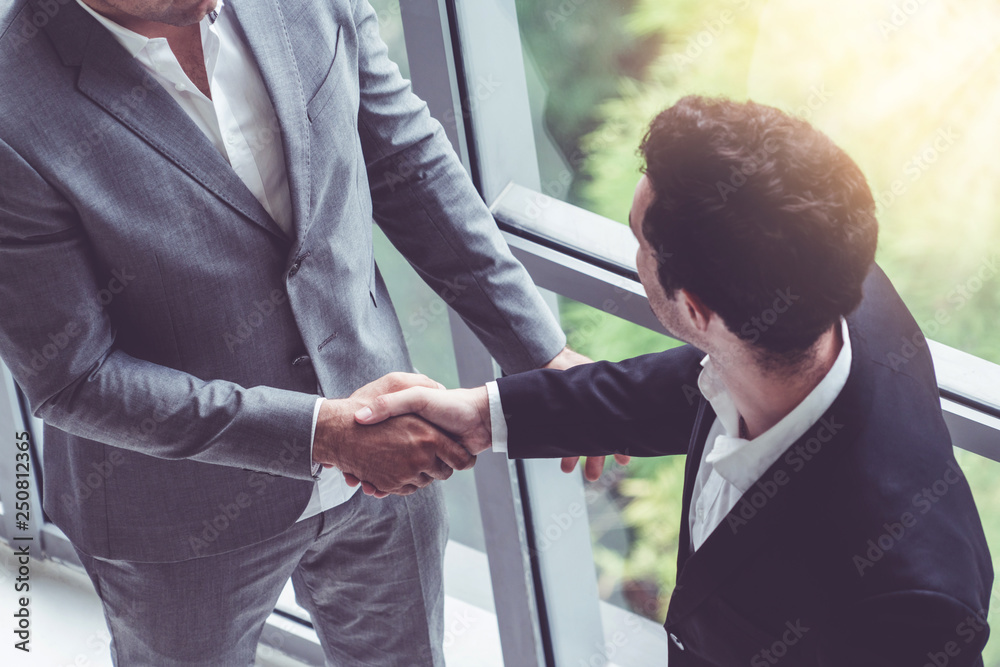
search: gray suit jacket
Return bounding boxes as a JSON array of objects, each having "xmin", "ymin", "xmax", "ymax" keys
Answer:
[{"xmin": 0, "ymin": 0, "xmax": 565, "ymax": 561}]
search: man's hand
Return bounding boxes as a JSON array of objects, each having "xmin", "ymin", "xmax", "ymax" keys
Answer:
[
  {"xmin": 355, "ymin": 386, "xmax": 492, "ymax": 456},
  {"xmin": 543, "ymin": 347, "xmax": 632, "ymax": 480},
  {"xmin": 543, "ymin": 346, "xmax": 592, "ymax": 370},
  {"xmin": 313, "ymin": 373, "xmax": 475, "ymax": 497}
]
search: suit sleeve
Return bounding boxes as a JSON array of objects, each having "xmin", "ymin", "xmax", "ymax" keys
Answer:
[
  {"xmin": 0, "ymin": 138, "xmax": 319, "ymax": 480},
  {"xmin": 350, "ymin": 0, "xmax": 566, "ymax": 374},
  {"xmin": 496, "ymin": 346, "xmax": 706, "ymax": 459},
  {"xmin": 817, "ymin": 591, "xmax": 989, "ymax": 666}
]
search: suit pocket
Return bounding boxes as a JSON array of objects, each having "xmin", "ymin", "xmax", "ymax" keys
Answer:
[{"xmin": 307, "ymin": 24, "xmax": 343, "ymax": 122}]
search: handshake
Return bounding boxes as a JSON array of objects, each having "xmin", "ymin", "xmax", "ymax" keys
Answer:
[{"xmin": 311, "ymin": 349, "xmax": 628, "ymax": 498}]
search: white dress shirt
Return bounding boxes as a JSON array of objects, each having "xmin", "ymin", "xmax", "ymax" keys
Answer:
[
  {"xmin": 488, "ymin": 318, "xmax": 852, "ymax": 552},
  {"xmin": 78, "ymin": 0, "xmax": 355, "ymax": 519}
]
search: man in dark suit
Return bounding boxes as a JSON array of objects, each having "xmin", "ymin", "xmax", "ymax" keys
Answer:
[{"xmin": 355, "ymin": 96, "xmax": 994, "ymax": 665}]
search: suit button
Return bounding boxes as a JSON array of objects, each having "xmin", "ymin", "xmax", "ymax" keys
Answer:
[
  {"xmin": 287, "ymin": 251, "xmax": 310, "ymax": 279},
  {"xmin": 670, "ymin": 633, "xmax": 685, "ymax": 651},
  {"xmin": 292, "ymin": 355, "xmax": 311, "ymax": 367}
]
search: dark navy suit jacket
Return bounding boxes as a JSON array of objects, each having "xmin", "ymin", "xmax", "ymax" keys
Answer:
[{"xmin": 498, "ymin": 266, "xmax": 993, "ymax": 665}]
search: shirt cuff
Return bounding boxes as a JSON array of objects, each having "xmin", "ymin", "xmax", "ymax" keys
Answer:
[
  {"xmin": 486, "ymin": 381, "xmax": 509, "ymax": 455},
  {"xmin": 309, "ymin": 396, "xmax": 324, "ymax": 478}
]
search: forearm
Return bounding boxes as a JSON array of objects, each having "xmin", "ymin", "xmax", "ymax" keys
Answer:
[
  {"xmin": 32, "ymin": 348, "xmax": 319, "ymax": 479},
  {"xmin": 498, "ymin": 347, "xmax": 706, "ymax": 459}
]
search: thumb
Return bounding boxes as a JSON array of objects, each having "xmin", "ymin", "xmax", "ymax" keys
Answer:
[{"xmin": 354, "ymin": 386, "xmax": 429, "ymax": 424}]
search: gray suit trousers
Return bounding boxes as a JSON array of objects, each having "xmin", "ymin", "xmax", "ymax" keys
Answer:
[{"xmin": 75, "ymin": 485, "xmax": 447, "ymax": 667}]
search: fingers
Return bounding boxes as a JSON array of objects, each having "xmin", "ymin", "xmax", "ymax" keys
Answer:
[
  {"xmin": 361, "ymin": 481, "xmax": 414, "ymax": 498},
  {"xmin": 344, "ymin": 472, "xmax": 361, "ymax": 486},
  {"xmin": 380, "ymin": 371, "xmax": 444, "ymax": 393},
  {"xmin": 355, "ymin": 387, "xmax": 431, "ymax": 425},
  {"xmin": 562, "ymin": 455, "xmax": 631, "ymax": 479},
  {"xmin": 427, "ymin": 458, "xmax": 455, "ymax": 481},
  {"xmin": 351, "ymin": 372, "xmax": 446, "ymax": 404},
  {"xmin": 584, "ymin": 455, "xmax": 606, "ymax": 482},
  {"xmin": 435, "ymin": 436, "xmax": 476, "ymax": 472}
]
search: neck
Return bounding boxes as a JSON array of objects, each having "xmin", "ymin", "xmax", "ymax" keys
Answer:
[
  {"xmin": 80, "ymin": 0, "xmax": 203, "ymax": 38},
  {"xmin": 714, "ymin": 323, "xmax": 843, "ymax": 439}
]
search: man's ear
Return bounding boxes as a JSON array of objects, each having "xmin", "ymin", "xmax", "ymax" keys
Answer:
[{"xmin": 678, "ymin": 288, "xmax": 713, "ymax": 333}]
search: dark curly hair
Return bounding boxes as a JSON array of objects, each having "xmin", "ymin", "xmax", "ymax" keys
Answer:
[{"xmin": 639, "ymin": 96, "xmax": 878, "ymax": 359}]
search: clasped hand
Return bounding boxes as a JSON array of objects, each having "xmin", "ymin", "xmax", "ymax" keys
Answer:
[
  {"xmin": 331, "ymin": 347, "xmax": 630, "ymax": 498},
  {"xmin": 311, "ymin": 373, "xmax": 477, "ymax": 497}
]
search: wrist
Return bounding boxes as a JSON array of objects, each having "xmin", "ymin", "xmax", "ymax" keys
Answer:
[
  {"xmin": 470, "ymin": 386, "xmax": 493, "ymax": 454},
  {"xmin": 315, "ymin": 398, "xmax": 352, "ymax": 468}
]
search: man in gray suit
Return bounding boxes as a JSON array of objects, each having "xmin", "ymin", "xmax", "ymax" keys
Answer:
[{"xmin": 0, "ymin": 0, "xmax": 588, "ymax": 663}]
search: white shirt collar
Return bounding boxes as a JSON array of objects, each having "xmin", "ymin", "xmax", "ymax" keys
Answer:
[{"xmin": 697, "ymin": 317, "xmax": 852, "ymax": 492}]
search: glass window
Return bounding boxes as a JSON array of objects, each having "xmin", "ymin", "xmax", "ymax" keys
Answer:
[
  {"xmin": 369, "ymin": 0, "xmax": 410, "ymax": 80},
  {"xmin": 513, "ymin": 0, "xmax": 1000, "ymax": 366},
  {"xmin": 954, "ymin": 447, "xmax": 1000, "ymax": 665},
  {"xmin": 366, "ymin": 3, "xmax": 503, "ymax": 661},
  {"xmin": 559, "ymin": 297, "xmax": 683, "ymax": 663}
]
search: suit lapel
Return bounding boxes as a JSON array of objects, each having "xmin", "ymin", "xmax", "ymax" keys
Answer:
[
  {"xmin": 44, "ymin": 0, "xmax": 289, "ymax": 241},
  {"xmin": 676, "ymin": 399, "xmax": 714, "ymax": 569},
  {"xmin": 227, "ymin": 0, "xmax": 312, "ymax": 246}
]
